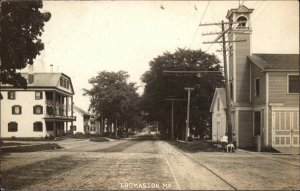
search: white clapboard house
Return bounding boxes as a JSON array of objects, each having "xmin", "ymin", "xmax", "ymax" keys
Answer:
[{"xmin": 0, "ymin": 71, "xmax": 75, "ymax": 138}]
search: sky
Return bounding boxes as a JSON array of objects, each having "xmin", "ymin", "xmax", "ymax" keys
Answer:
[{"xmin": 26, "ymin": 0, "xmax": 299, "ymax": 111}]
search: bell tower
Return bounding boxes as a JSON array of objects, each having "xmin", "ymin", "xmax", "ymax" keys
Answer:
[{"xmin": 226, "ymin": 5, "xmax": 254, "ymax": 105}]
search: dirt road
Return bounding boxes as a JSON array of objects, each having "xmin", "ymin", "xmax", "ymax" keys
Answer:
[{"xmin": 1, "ymin": 136, "xmax": 299, "ymax": 190}]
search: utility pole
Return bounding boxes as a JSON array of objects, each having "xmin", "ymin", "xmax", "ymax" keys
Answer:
[
  {"xmin": 184, "ymin": 87, "xmax": 194, "ymax": 142},
  {"xmin": 200, "ymin": 20, "xmax": 246, "ymax": 143},
  {"xmin": 165, "ymin": 98, "xmax": 187, "ymax": 140},
  {"xmin": 163, "ymin": 70, "xmax": 222, "ymax": 142}
]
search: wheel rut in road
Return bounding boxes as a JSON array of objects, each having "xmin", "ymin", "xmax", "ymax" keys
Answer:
[{"xmin": 159, "ymin": 141, "xmax": 236, "ymax": 190}]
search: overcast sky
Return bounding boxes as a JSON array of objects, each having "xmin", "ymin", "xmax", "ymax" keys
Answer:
[{"xmin": 27, "ymin": 0, "xmax": 299, "ymax": 111}]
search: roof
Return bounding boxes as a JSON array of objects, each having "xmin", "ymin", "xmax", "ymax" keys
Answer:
[
  {"xmin": 21, "ymin": 73, "xmax": 62, "ymax": 87},
  {"xmin": 74, "ymin": 105, "xmax": 91, "ymax": 116},
  {"xmin": 209, "ymin": 88, "xmax": 226, "ymax": 112},
  {"xmin": 1, "ymin": 72, "xmax": 74, "ymax": 95},
  {"xmin": 248, "ymin": 54, "xmax": 299, "ymax": 71},
  {"xmin": 226, "ymin": 5, "xmax": 254, "ymax": 19}
]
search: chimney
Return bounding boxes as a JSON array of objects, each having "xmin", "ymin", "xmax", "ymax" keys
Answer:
[
  {"xmin": 50, "ymin": 64, "xmax": 53, "ymax": 73},
  {"xmin": 28, "ymin": 65, "xmax": 34, "ymax": 84}
]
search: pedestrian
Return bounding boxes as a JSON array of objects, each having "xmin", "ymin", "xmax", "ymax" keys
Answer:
[
  {"xmin": 220, "ymin": 134, "xmax": 228, "ymax": 151},
  {"xmin": 226, "ymin": 142, "xmax": 235, "ymax": 152},
  {"xmin": 232, "ymin": 132, "xmax": 237, "ymax": 149}
]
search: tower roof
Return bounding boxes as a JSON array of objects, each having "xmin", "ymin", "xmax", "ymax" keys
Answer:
[{"xmin": 226, "ymin": 5, "xmax": 254, "ymax": 19}]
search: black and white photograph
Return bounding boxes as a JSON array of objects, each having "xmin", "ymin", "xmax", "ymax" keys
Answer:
[{"xmin": 0, "ymin": 0, "xmax": 299, "ymax": 190}]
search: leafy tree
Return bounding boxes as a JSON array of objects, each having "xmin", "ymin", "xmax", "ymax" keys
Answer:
[
  {"xmin": 83, "ymin": 71, "xmax": 142, "ymax": 135},
  {"xmin": 141, "ymin": 48, "xmax": 224, "ymax": 140},
  {"xmin": 0, "ymin": 0, "xmax": 51, "ymax": 87}
]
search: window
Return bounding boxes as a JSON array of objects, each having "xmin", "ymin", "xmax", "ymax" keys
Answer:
[
  {"xmin": 217, "ymin": 98, "xmax": 220, "ymax": 111},
  {"xmin": 28, "ymin": 74, "xmax": 34, "ymax": 84},
  {"xmin": 33, "ymin": 105, "xmax": 43, "ymax": 114},
  {"xmin": 8, "ymin": 91, "xmax": 16, "ymax": 100},
  {"xmin": 60, "ymin": 77, "xmax": 64, "ymax": 87},
  {"xmin": 63, "ymin": 79, "xmax": 67, "ymax": 88},
  {"xmin": 254, "ymin": 111, "xmax": 261, "ymax": 136},
  {"xmin": 33, "ymin": 122, "xmax": 43, "ymax": 132},
  {"xmin": 288, "ymin": 75, "xmax": 299, "ymax": 93},
  {"xmin": 8, "ymin": 122, "xmax": 18, "ymax": 132},
  {"xmin": 12, "ymin": 105, "xmax": 22, "ymax": 115},
  {"xmin": 35, "ymin": 91, "xmax": 43, "ymax": 100},
  {"xmin": 255, "ymin": 78, "xmax": 260, "ymax": 97}
]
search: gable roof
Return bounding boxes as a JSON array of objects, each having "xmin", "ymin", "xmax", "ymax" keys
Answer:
[
  {"xmin": 74, "ymin": 105, "xmax": 91, "ymax": 116},
  {"xmin": 226, "ymin": 5, "xmax": 254, "ymax": 19},
  {"xmin": 248, "ymin": 54, "xmax": 299, "ymax": 71},
  {"xmin": 209, "ymin": 88, "xmax": 226, "ymax": 112}
]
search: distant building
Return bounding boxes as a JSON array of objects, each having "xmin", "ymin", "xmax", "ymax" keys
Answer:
[
  {"xmin": 212, "ymin": 5, "xmax": 299, "ymax": 149},
  {"xmin": 69, "ymin": 105, "xmax": 91, "ymax": 134},
  {"xmin": 210, "ymin": 88, "xmax": 227, "ymax": 142},
  {"xmin": 0, "ymin": 72, "xmax": 75, "ymax": 138}
]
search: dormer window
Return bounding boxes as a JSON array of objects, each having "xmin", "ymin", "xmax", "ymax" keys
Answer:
[
  {"xmin": 60, "ymin": 77, "xmax": 69, "ymax": 89},
  {"xmin": 237, "ymin": 16, "xmax": 247, "ymax": 27}
]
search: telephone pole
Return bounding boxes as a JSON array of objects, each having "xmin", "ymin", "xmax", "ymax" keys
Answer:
[
  {"xmin": 184, "ymin": 87, "xmax": 194, "ymax": 142},
  {"xmin": 163, "ymin": 70, "xmax": 222, "ymax": 142},
  {"xmin": 165, "ymin": 98, "xmax": 187, "ymax": 140},
  {"xmin": 200, "ymin": 20, "xmax": 246, "ymax": 143}
]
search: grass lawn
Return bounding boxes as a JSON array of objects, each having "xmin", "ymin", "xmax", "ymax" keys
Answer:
[
  {"xmin": 1, "ymin": 143, "xmax": 63, "ymax": 153},
  {"xmin": 168, "ymin": 140, "xmax": 223, "ymax": 153},
  {"xmin": 0, "ymin": 142, "xmax": 29, "ymax": 147},
  {"xmin": 90, "ymin": 137, "xmax": 110, "ymax": 142}
]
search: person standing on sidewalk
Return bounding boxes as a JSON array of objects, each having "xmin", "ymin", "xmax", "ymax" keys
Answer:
[{"xmin": 220, "ymin": 134, "xmax": 228, "ymax": 151}]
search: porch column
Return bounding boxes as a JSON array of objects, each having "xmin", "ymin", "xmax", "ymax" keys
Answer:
[
  {"xmin": 71, "ymin": 96, "xmax": 74, "ymax": 126},
  {"xmin": 66, "ymin": 96, "xmax": 69, "ymax": 117}
]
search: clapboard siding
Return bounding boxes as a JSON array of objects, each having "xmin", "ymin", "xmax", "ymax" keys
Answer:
[
  {"xmin": 251, "ymin": 64, "xmax": 266, "ymax": 106},
  {"xmin": 235, "ymin": 34, "xmax": 251, "ymax": 103},
  {"xmin": 269, "ymin": 72, "xmax": 299, "ymax": 106},
  {"xmin": 238, "ymin": 110, "xmax": 253, "ymax": 148}
]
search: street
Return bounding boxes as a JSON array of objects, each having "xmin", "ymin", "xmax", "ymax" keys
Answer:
[{"xmin": 1, "ymin": 136, "xmax": 300, "ymax": 190}]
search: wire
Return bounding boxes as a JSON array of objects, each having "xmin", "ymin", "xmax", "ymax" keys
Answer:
[
  {"xmin": 252, "ymin": 0, "xmax": 266, "ymax": 16},
  {"xmin": 251, "ymin": 1, "xmax": 272, "ymax": 24},
  {"xmin": 188, "ymin": 0, "xmax": 210, "ymax": 49},
  {"xmin": 240, "ymin": 0, "xmax": 246, "ymax": 6},
  {"xmin": 205, "ymin": 43, "xmax": 214, "ymax": 52},
  {"xmin": 251, "ymin": 1, "xmax": 259, "ymax": 8}
]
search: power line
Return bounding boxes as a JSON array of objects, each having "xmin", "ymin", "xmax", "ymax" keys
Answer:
[
  {"xmin": 188, "ymin": 0, "xmax": 210, "ymax": 49},
  {"xmin": 240, "ymin": 0, "xmax": 246, "ymax": 6},
  {"xmin": 251, "ymin": 1, "xmax": 272, "ymax": 24}
]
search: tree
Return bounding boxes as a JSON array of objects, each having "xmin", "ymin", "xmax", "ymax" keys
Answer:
[
  {"xmin": 0, "ymin": 0, "xmax": 51, "ymax": 87},
  {"xmin": 141, "ymin": 48, "xmax": 224, "ymax": 140},
  {"xmin": 83, "ymin": 71, "xmax": 142, "ymax": 135}
]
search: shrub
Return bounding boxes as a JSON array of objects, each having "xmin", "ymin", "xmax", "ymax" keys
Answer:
[
  {"xmin": 90, "ymin": 137, "xmax": 110, "ymax": 142},
  {"xmin": 11, "ymin": 136, "xmax": 17, "ymax": 140}
]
